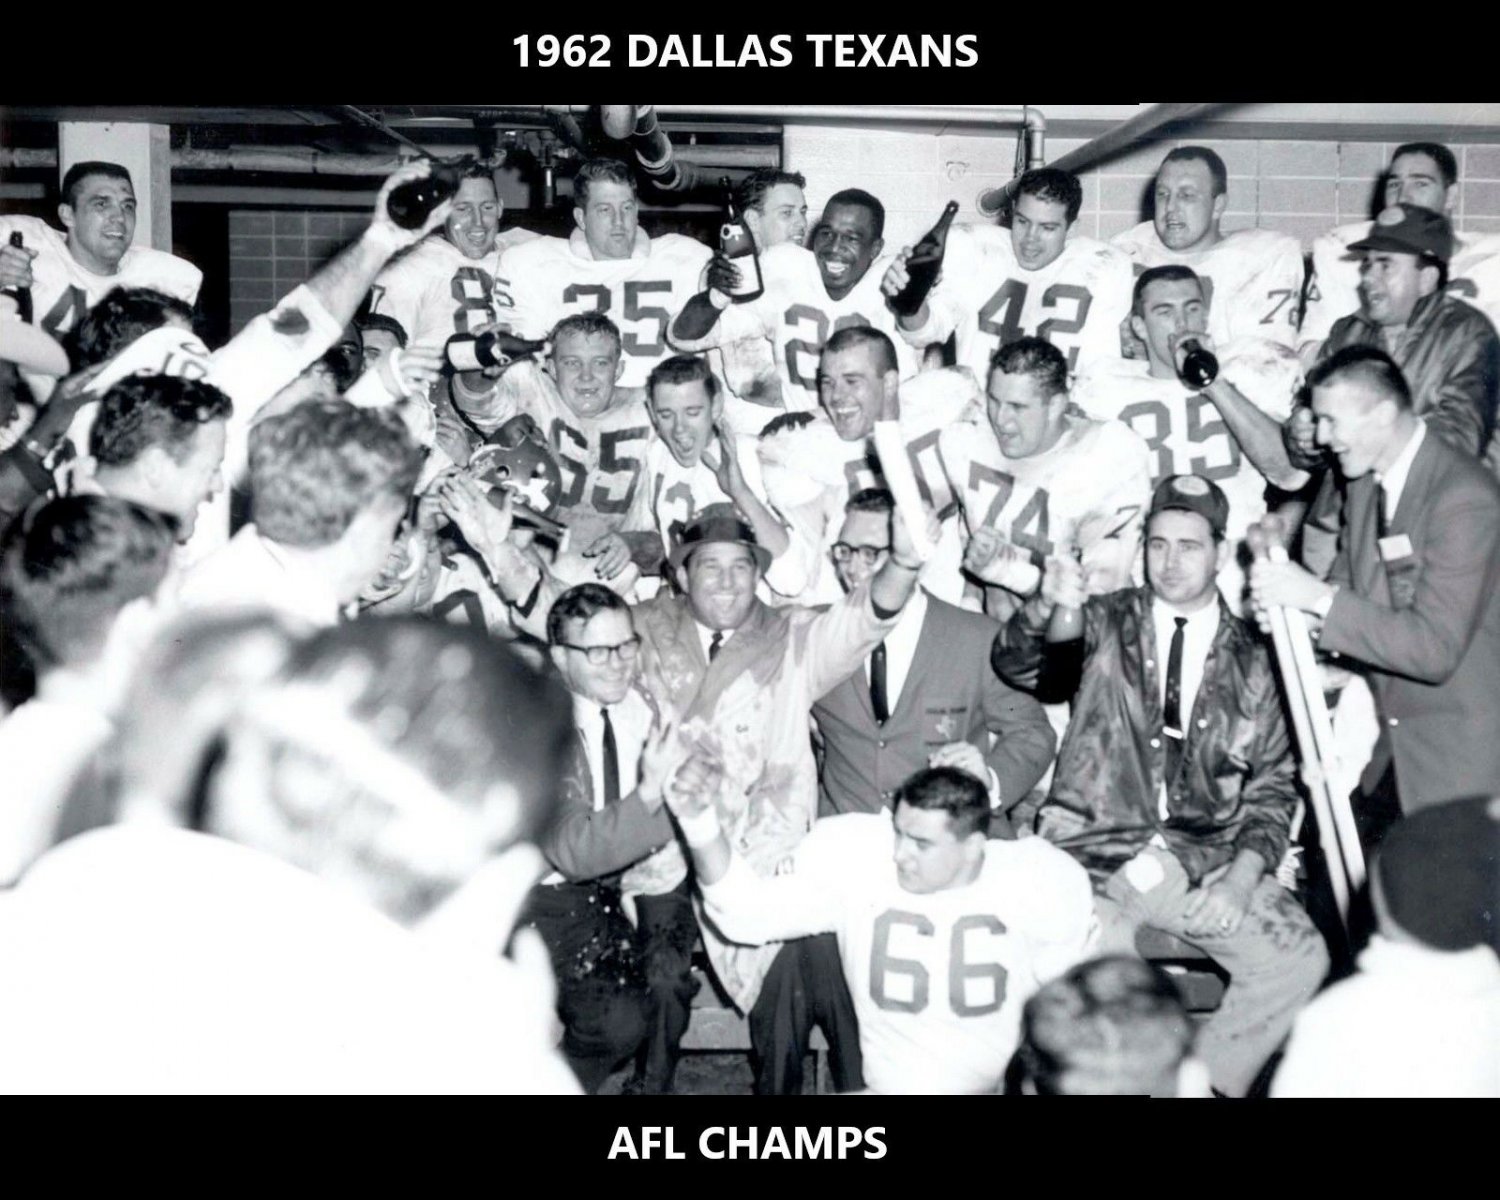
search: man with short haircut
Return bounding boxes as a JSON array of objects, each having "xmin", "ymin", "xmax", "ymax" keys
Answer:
[
  {"xmin": 494, "ymin": 158, "xmax": 711, "ymax": 388},
  {"xmin": 370, "ymin": 163, "xmax": 537, "ymax": 350},
  {"xmin": 992, "ymin": 474, "xmax": 1329, "ymax": 1096},
  {"xmin": 814, "ymin": 486, "xmax": 1055, "ymax": 818},
  {"xmin": 1251, "ymin": 346, "xmax": 1500, "ymax": 819},
  {"xmin": 1073, "ymin": 264, "xmax": 1302, "ymax": 607},
  {"xmin": 0, "ymin": 615, "xmax": 583, "ymax": 1092},
  {"xmin": 175, "ymin": 399, "xmax": 423, "ymax": 627},
  {"xmin": 625, "ymin": 352, "xmax": 799, "ymax": 589},
  {"xmin": 665, "ymin": 764, "xmax": 1097, "ymax": 1094},
  {"xmin": 886, "ymin": 167, "xmax": 1134, "ymax": 377},
  {"xmin": 1272, "ymin": 795, "xmax": 1500, "ymax": 1098},
  {"xmin": 84, "ymin": 376, "xmax": 232, "ymax": 544},
  {"xmin": 357, "ymin": 312, "xmax": 408, "ymax": 371},
  {"xmin": 933, "ymin": 336, "xmax": 1152, "ymax": 621},
  {"xmin": 1112, "ymin": 146, "xmax": 1304, "ymax": 353},
  {"xmin": 0, "ymin": 162, "xmax": 201, "ymax": 356},
  {"xmin": 669, "ymin": 188, "xmax": 919, "ymax": 418},
  {"xmin": 522, "ymin": 582, "xmax": 693, "ymax": 1094},
  {"xmin": 1304, "ymin": 141, "xmax": 1500, "ymax": 350},
  {"xmin": 0, "ymin": 495, "xmax": 177, "ymax": 884},
  {"xmin": 449, "ymin": 311, "xmax": 654, "ymax": 569},
  {"xmin": 756, "ymin": 325, "xmax": 979, "ymax": 605},
  {"xmin": 716, "ymin": 168, "xmax": 812, "ymax": 425},
  {"xmin": 1013, "ymin": 955, "xmax": 1212, "ymax": 1097}
]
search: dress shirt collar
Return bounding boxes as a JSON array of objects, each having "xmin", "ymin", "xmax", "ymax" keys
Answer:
[{"xmin": 1374, "ymin": 420, "xmax": 1426, "ymax": 521}]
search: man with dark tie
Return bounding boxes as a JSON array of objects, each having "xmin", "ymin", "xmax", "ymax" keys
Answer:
[
  {"xmin": 991, "ymin": 473, "xmax": 1329, "ymax": 1097},
  {"xmin": 813, "ymin": 487, "xmax": 1056, "ymax": 821},
  {"xmin": 1251, "ymin": 346, "xmax": 1500, "ymax": 827},
  {"xmin": 520, "ymin": 582, "xmax": 694, "ymax": 1095}
]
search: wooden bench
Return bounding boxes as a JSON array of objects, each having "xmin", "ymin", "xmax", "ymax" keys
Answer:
[{"xmin": 680, "ymin": 965, "xmax": 831, "ymax": 1093}]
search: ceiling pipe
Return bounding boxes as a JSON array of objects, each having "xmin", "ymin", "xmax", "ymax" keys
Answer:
[
  {"xmin": 597, "ymin": 105, "xmax": 709, "ymax": 193},
  {"xmin": 976, "ymin": 102, "xmax": 1220, "ymax": 217}
]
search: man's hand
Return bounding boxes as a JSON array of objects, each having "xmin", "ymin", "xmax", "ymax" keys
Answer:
[
  {"xmin": 705, "ymin": 255, "xmax": 743, "ymax": 305},
  {"xmin": 1041, "ymin": 553, "xmax": 1088, "ymax": 612},
  {"xmin": 378, "ymin": 344, "xmax": 444, "ymax": 399},
  {"xmin": 583, "ymin": 531, "xmax": 633, "ymax": 581},
  {"xmin": 662, "ymin": 751, "xmax": 726, "ymax": 824},
  {"xmin": 701, "ymin": 422, "xmax": 745, "ymax": 497},
  {"xmin": 963, "ymin": 526, "xmax": 1005, "ymax": 574},
  {"xmin": 1181, "ymin": 872, "xmax": 1256, "ymax": 938},
  {"xmin": 1285, "ymin": 407, "xmax": 1318, "ymax": 460},
  {"xmin": 416, "ymin": 470, "xmax": 458, "ymax": 536},
  {"xmin": 369, "ymin": 160, "xmax": 454, "ymax": 251},
  {"xmin": 888, "ymin": 499, "xmax": 937, "ymax": 568},
  {"xmin": 0, "ymin": 240, "xmax": 38, "ymax": 292},
  {"xmin": 928, "ymin": 741, "xmax": 988, "ymax": 785},
  {"xmin": 880, "ymin": 247, "xmax": 914, "ymax": 300},
  {"xmin": 438, "ymin": 470, "xmax": 513, "ymax": 558},
  {"xmin": 24, "ymin": 361, "xmax": 110, "ymax": 445},
  {"xmin": 1249, "ymin": 557, "xmax": 1334, "ymax": 619}
]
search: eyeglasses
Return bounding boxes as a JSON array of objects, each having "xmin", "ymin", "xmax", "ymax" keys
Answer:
[
  {"xmin": 557, "ymin": 636, "xmax": 642, "ymax": 665},
  {"xmin": 830, "ymin": 542, "xmax": 890, "ymax": 565}
]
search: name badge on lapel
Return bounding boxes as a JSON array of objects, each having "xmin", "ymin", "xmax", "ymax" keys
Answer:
[
  {"xmin": 1379, "ymin": 534, "xmax": 1419, "ymax": 609},
  {"xmin": 1378, "ymin": 534, "xmax": 1413, "ymax": 562}
]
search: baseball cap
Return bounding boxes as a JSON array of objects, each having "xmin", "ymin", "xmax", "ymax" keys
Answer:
[
  {"xmin": 1147, "ymin": 474, "xmax": 1229, "ymax": 540},
  {"xmin": 1374, "ymin": 795, "xmax": 1499, "ymax": 953},
  {"xmin": 1349, "ymin": 203, "xmax": 1454, "ymax": 264},
  {"xmin": 667, "ymin": 502, "xmax": 772, "ymax": 574}
]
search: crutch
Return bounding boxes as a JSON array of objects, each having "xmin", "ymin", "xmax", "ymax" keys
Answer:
[{"xmin": 1248, "ymin": 517, "xmax": 1367, "ymax": 926}]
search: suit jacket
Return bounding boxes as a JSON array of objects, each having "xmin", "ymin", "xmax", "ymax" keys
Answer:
[
  {"xmin": 540, "ymin": 724, "xmax": 674, "ymax": 884},
  {"xmin": 812, "ymin": 592, "xmax": 1056, "ymax": 820},
  {"xmin": 1321, "ymin": 429, "xmax": 1500, "ymax": 810}
]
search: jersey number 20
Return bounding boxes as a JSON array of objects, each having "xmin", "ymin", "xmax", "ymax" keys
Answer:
[{"xmin": 869, "ymin": 910, "xmax": 1007, "ymax": 1017}]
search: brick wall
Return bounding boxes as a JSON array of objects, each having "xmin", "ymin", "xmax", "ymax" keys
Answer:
[
  {"xmin": 228, "ymin": 210, "xmax": 372, "ymax": 334},
  {"xmin": 781, "ymin": 126, "xmax": 1500, "ymax": 252}
]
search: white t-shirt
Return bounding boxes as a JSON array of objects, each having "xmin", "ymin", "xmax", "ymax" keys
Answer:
[{"xmin": 700, "ymin": 812, "xmax": 1098, "ymax": 1094}]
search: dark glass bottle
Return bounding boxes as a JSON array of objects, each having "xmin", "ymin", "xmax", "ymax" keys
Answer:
[
  {"xmin": 446, "ymin": 329, "xmax": 547, "ymax": 373},
  {"xmin": 1177, "ymin": 339, "xmax": 1220, "ymax": 389},
  {"xmin": 889, "ymin": 201, "xmax": 959, "ymax": 317},
  {"xmin": 719, "ymin": 177, "xmax": 764, "ymax": 303},
  {"xmin": 3, "ymin": 232, "xmax": 33, "ymax": 324},
  {"xmin": 386, "ymin": 161, "xmax": 464, "ymax": 230}
]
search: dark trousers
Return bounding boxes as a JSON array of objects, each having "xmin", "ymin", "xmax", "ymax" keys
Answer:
[
  {"xmin": 747, "ymin": 933, "xmax": 863, "ymax": 1095},
  {"xmin": 520, "ymin": 881, "xmax": 650, "ymax": 1094},
  {"xmin": 629, "ymin": 878, "xmax": 700, "ymax": 1093}
]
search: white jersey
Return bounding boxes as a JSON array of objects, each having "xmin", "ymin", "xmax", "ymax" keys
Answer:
[
  {"xmin": 0, "ymin": 214, "xmax": 202, "ymax": 401},
  {"xmin": 913, "ymin": 224, "xmax": 1133, "ymax": 377},
  {"xmin": 700, "ymin": 812, "xmax": 1097, "ymax": 1095},
  {"xmin": 937, "ymin": 410, "xmax": 1153, "ymax": 617},
  {"xmin": 479, "ymin": 359, "xmax": 655, "ymax": 549},
  {"xmin": 670, "ymin": 243, "xmax": 920, "ymax": 414},
  {"xmin": 757, "ymin": 367, "xmax": 982, "ymax": 605},
  {"xmin": 1073, "ymin": 341, "xmax": 1300, "ymax": 606},
  {"xmin": 1303, "ymin": 220, "xmax": 1500, "ymax": 344},
  {"xmin": 369, "ymin": 228, "xmax": 538, "ymax": 350},
  {"xmin": 1112, "ymin": 221, "xmax": 1305, "ymax": 353},
  {"xmin": 494, "ymin": 229, "xmax": 712, "ymax": 388}
]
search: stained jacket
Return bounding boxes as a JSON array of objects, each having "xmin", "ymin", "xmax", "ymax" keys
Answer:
[{"xmin": 990, "ymin": 586, "xmax": 1298, "ymax": 886}]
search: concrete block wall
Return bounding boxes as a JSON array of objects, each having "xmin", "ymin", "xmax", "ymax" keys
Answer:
[
  {"xmin": 780, "ymin": 125, "xmax": 1500, "ymax": 252},
  {"xmin": 228, "ymin": 209, "xmax": 371, "ymax": 333}
]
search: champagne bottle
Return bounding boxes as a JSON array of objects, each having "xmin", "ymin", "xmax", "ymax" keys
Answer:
[
  {"xmin": 2, "ymin": 232, "xmax": 33, "ymax": 324},
  {"xmin": 719, "ymin": 176, "xmax": 763, "ymax": 303},
  {"xmin": 386, "ymin": 161, "xmax": 463, "ymax": 230},
  {"xmin": 1177, "ymin": 338, "xmax": 1220, "ymax": 389},
  {"xmin": 889, "ymin": 200, "xmax": 959, "ymax": 318},
  {"xmin": 446, "ymin": 329, "xmax": 547, "ymax": 373}
]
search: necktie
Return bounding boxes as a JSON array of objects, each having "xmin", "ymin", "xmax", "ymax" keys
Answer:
[
  {"xmin": 1375, "ymin": 481, "xmax": 1391, "ymax": 541},
  {"xmin": 708, "ymin": 630, "xmax": 724, "ymax": 661},
  {"xmin": 600, "ymin": 706, "xmax": 620, "ymax": 806},
  {"xmin": 1163, "ymin": 616, "xmax": 1188, "ymax": 791},
  {"xmin": 870, "ymin": 641, "xmax": 890, "ymax": 724}
]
